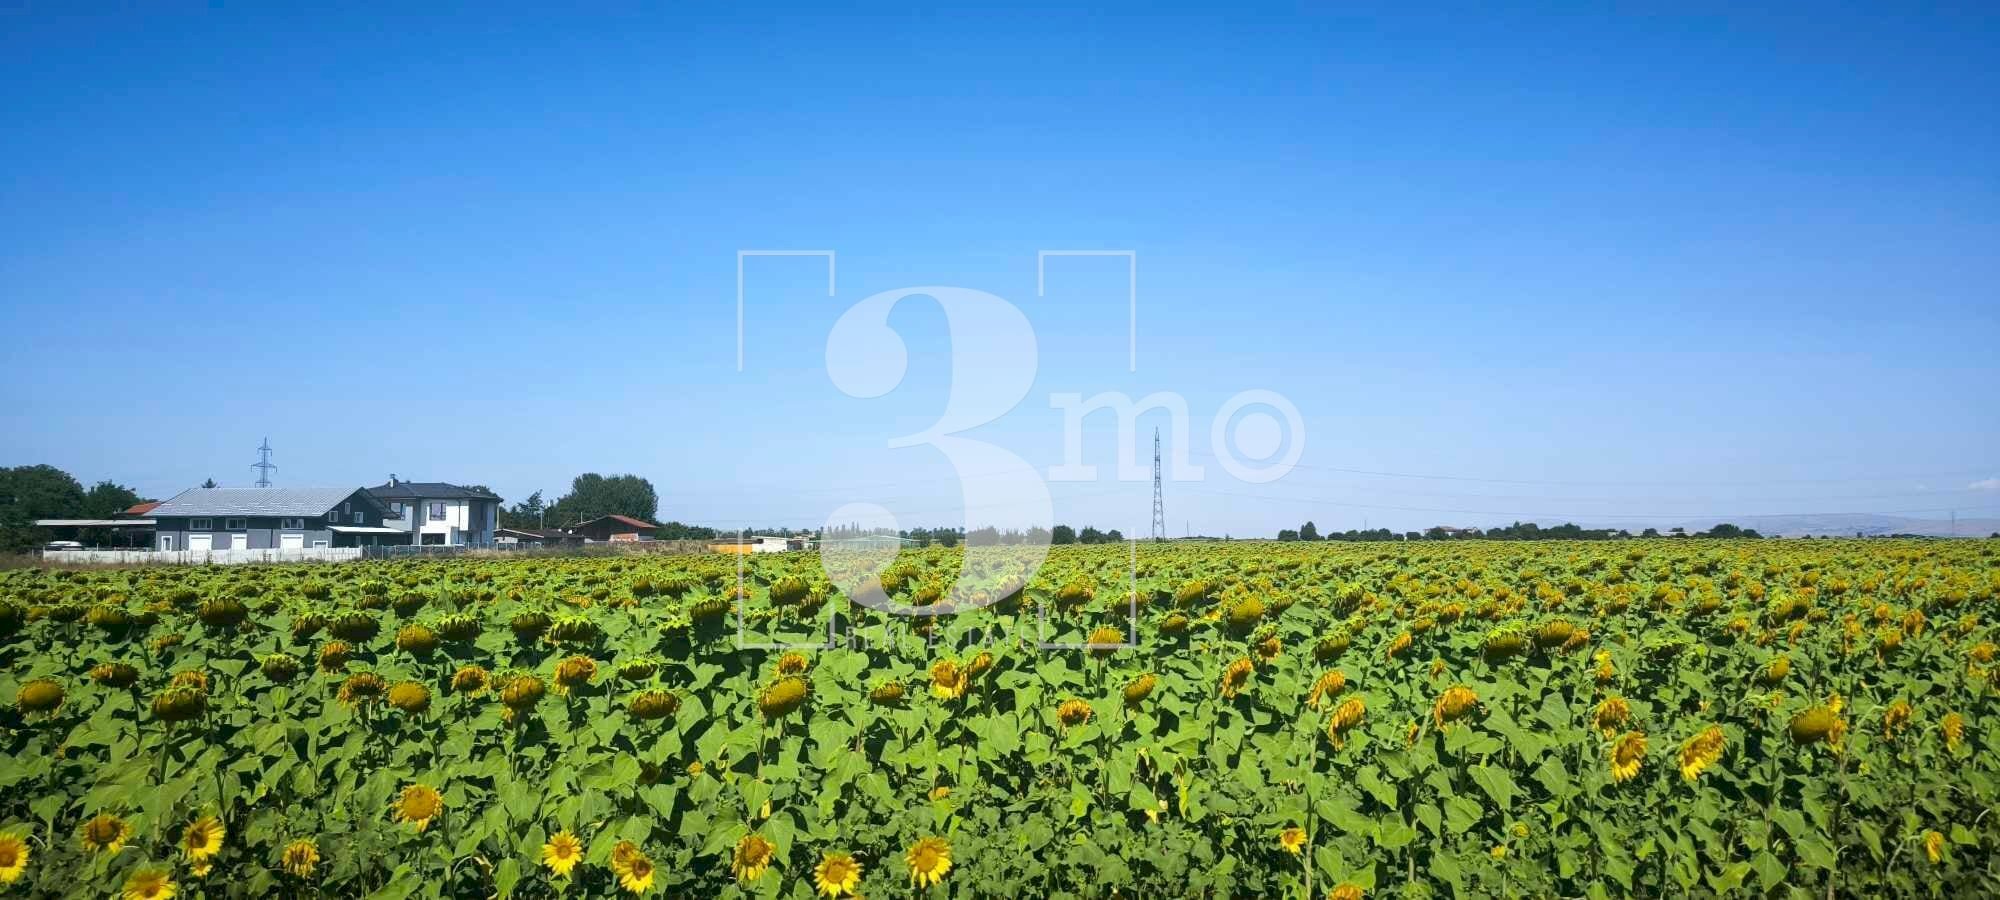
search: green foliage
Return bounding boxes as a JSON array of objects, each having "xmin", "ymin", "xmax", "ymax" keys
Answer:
[{"xmin": 0, "ymin": 539, "xmax": 1997, "ymax": 897}]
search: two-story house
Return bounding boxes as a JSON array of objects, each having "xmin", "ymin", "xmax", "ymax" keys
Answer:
[
  {"xmin": 367, "ymin": 477, "xmax": 501, "ymax": 546},
  {"xmin": 149, "ymin": 487, "xmax": 402, "ymax": 550}
]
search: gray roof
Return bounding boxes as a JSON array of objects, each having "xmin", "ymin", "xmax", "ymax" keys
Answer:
[
  {"xmin": 149, "ymin": 487, "xmax": 369, "ymax": 518},
  {"xmin": 367, "ymin": 481, "xmax": 501, "ymax": 501}
]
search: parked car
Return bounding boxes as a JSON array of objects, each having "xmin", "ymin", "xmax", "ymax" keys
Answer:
[{"xmin": 42, "ymin": 541, "xmax": 85, "ymax": 552}]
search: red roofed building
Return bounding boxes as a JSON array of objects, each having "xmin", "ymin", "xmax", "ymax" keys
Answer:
[{"xmin": 569, "ymin": 514, "xmax": 659, "ymax": 543}]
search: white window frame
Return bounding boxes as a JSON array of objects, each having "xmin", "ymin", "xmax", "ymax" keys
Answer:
[
  {"xmin": 312, "ymin": 540, "xmax": 328, "ymax": 548},
  {"xmin": 225, "ymin": 517, "xmax": 247, "ymax": 530},
  {"xmin": 280, "ymin": 518, "xmax": 304, "ymax": 530},
  {"xmin": 190, "ymin": 518, "xmax": 213, "ymax": 530},
  {"xmin": 352, "ymin": 512, "xmax": 364, "ymax": 525}
]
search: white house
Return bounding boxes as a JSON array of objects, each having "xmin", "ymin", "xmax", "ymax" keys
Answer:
[{"xmin": 366, "ymin": 477, "xmax": 501, "ymax": 546}]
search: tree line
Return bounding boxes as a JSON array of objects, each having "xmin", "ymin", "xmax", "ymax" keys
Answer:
[
  {"xmin": 0, "ymin": 464, "xmax": 150, "ymax": 552},
  {"xmin": 1276, "ymin": 519, "xmax": 1763, "ymax": 542}
]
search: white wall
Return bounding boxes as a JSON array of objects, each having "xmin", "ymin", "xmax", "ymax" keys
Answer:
[{"xmin": 45, "ymin": 548, "xmax": 364, "ymax": 566}]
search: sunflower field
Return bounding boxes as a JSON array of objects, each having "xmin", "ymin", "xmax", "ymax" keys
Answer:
[{"xmin": 2, "ymin": 539, "xmax": 1998, "ymax": 898}]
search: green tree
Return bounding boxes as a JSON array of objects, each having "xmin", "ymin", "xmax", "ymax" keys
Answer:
[
  {"xmin": 0, "ymin": 464, "xmax": 88, "ymax": 552},
  {"xmin": 1051, "ymin": 524, "xmax": 1077, "ymax": 545},
  {"xmin": 1299, "ymin": 520, "xmax": 1320, "ymax": 541},
  {"xmin": 80, "ymin": 481, "xmax": 144, "ymax": 518},
  {"xmin": 201, "ymin": 478, "xmax": 219, "ymax": 489},
  {"xmin": 546, "ymin": 473, "xmax": 658, "ymax": 526},
  {"xmin": 500, "ymin": 491, "xmax": 547, "ymax": 530}
]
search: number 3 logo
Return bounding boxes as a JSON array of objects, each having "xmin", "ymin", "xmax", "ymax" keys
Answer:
[{"xmin": 822, "ymin": 286, "xmax": 1054, "ymax": 616}]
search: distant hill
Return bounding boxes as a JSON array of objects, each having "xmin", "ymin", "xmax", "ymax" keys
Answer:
[{"xmin": 1597, "ymin": 513, "xmax": 2000, "ymax": 539}]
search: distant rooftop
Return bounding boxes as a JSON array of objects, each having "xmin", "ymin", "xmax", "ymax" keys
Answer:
[
  {"xmin": 367, "ymin": 478, "xmax": 501, "ymax": 501},
  {"xmin": 149, "ymin": 487, "xmax": 366, "ymax": 518}
]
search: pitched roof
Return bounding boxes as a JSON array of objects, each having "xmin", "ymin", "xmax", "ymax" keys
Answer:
[
  {"xmin": 573, "ymin": 514, "xmax": 659, "ymax": 531},
  {"xmin": 149, "ymin": 487, "xmax": 371, "ymax": 518},
  {"xmin": 121, "ymin": 501, "xmax": 161, "ymax": 517},
  {"xmin": 366, "ymin": 481, "xmax": 501, "ymax": 501}
]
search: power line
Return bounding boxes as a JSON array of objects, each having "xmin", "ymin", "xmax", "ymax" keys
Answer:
[{"xmin": 252, "ymin": 438, "xmax": 277, "ymax": 488}]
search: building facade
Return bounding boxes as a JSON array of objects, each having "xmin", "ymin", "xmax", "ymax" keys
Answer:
[
  {"xmin": 367, "ymin": 478, "xmax": 501, "ymax": 546},
  {"xmin": 149, "ymin": 487, "xmax": 402, "ymax": 550}
]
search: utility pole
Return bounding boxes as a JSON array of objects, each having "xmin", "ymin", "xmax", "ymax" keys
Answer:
[{"xmin": 1150, "ymin": 427, "xmax": 1167, "ymax": 542}]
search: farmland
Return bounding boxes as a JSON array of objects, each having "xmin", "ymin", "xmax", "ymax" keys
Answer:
[{"xmin": 2, "ymin": 540, "xmax": 1997, "ymax": 898}]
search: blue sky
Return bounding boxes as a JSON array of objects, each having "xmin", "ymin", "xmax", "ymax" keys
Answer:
[{"xmin": 3, "ymin": 5, "xmax": 1996, "ymax": 536}]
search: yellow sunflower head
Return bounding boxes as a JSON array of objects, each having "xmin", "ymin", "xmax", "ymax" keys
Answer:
[
  {"xmin": 1609, "ymin": 731, "xmax": 1647, "ymax": 783},
  {"xmin": 182, "ymin": 815, "xmax": 225, "ymax": 862},
  {"xmin": 1056, "ymin": 698, "xmax": 1094, "ymax": 730},
  {"xmin": 813, "ymin": 851, "xmax": 863, "ymax": 898},
  {"xmin": 1678, "ymin": 725, "xmax": 1725, "ymax": 781},
  {"xmin": 1789, "ymin": 705, "xmax": 1847, "ymax": 750},
  {"xmin": 628, "ymin": 689, "xmax": 681, "ymax": 720},
  {"xmin": 905, "ymin": 836, "xmax": 952, "ymax": 888},
  {"xmin": 758, "ymin": 676, "xmax": 809, "ymax": 720},
  {"xmin": 1327, "ymin": 696, "xmax": 1367, "ymax": 747},
  {"xmin": 1882, "ymin": 700, "xmax": 1913, "ymax": 739},
  {"xmin": 542, "ymin": 830, "xmax": 583, "ymax": 878},
  {"xmin": 553, "ymin": 655, "xmax": 597, "ymax": 694},
  {"xmin": 1941, "ymin": 712, "xmax": 1965, "ymax": 750},
  {"xmin": 611, "ymin": 841, "xmax": 655, "ymax": 894},
  {"xmin": 1593, "ymin": 696, "xmax": 1631, "ymax": 738},
  {"xmin": 1433, "ymin": 685, "xmax": 1479, "ymax": 729},
  {"xmin": 1087, "ymin": 625, "xmax": 1124, "ymax": 658},
  {"xmin": 929, "ymin": 659, "xmax": 969, "ymax": 700},
  {"xmin": 80, "ymin": 813, "xmax": 132, "ymax": 854},
  {"xmin": 16, "ymin": 678, "xmax": 64, "ymax": 715},
  {"xmin": 1924, "ymin": 829, "xmax": 1945, "ymax": 865},
  {"xmin": 0, "ymin": 832, "xmax": 29, "ymax": 885},
  {"xmin": 387, "ymin": 682, "xmax": 431, "ymax": 714},
  {"xmin": 280, "ymin": 839, "xmax": 320, "ymax": 878},
  {"xmin": 451, "ymin": 665, "xmax": 490, "ymax": 696},
  {"xmin": 500, "ymin": 674, "xmax": 546, "ymax": 711},
  {"xmin": 776, "ymin": 652, "xmax": 811, "ymax": 676},
  {"xmin": 394, "ymin": 784, "xmax": 443, "ymax": 831},
  {"xmin": 1328, "ymin": 883, "xmax": 1366, "ymax": 900},
  {"xmin": 120, "ymin": 866, "xmax": 175, "ymax": 900},
  {"xmin": 1278, "ymin": 826, "xmax": 1307, "ymax": 856},
  {"xmin": 1123, "ymin": 673, "xmax": 1158, "ymax": 707},
  {"xmin": 731, "ymin": 833, "xmax": 776, "ymax": 883},
  {"xmin": 1219, "ymin": 657, "xmax": 1256, "ymax": 699}
]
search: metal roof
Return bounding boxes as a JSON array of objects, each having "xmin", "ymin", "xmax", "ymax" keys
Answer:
[
  {"xmin": 149, "ymin": 487, "xmax": 366, "ymax": 518},
  {"xmin": 34, "ymin": 519, "xmax": 156, "ymax": 527},
  {"xmin": 327, "ymin": 525, "xmax": 404, "ymax": 534}
]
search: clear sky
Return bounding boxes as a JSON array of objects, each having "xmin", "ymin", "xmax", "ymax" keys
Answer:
[{"xmin": 3, "ymin": 5, "xmax": 1996, "ymax": 537}]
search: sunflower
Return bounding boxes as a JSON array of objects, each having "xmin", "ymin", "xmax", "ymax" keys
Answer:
[
  {"xmin": 337, "ymin": 672, "xmax": 387, "ymax": 707},
  {"xmin": 0, "ymin": 832, "xmax": 28, "ymax": 885},
  {"xmin": 629, "ymin": 690, "xmax": 680, "ymax": 720},
  {"xmin": 553, "ymin": 655, "xmax": 597, "ymax": 695},
  {"xmin": 1789, "ymin": 705, "xmax": 1847, "ymax": 749},
  {"xmin": 388, "ymin": 682, "xmax": 431, "ymax": 714},
  {"xmin": 870, "ymin": 680, "xmax": 907, "ymax": 706},
  {"xmin": 1678, "ymin": 726, "xmax": 1725, "ymax": 781},
  {"xmin": 182, "ymin": 815, "xmax": 225, "ymax": 862},
  {"xmin": 1924, "ymin": 829, "xmax": 1945, "ymax": 865},
  {"xmin": 1593, "ymin": 696, "xmax": 1630, "ymax": 738},
  {"xmin": 1123, "ymin": 673, "xmax": 1158, "ymax": 707},
  {"xmin": 1385, "ymin": 632, "xmax": 1413, "ymax": 660},
  {"xmin": 317, "ymin": 641, "xmax": 352, "ymax": 672},
  {"xmin": 395, "ymin": 624, "xmax": 440, "ymax": 655},
  {"xmin": 1609, "ymin": 731, "xmax": 1647, "ymax": 782},
  {"xmin": 1941, "ymin": 712, "xmax": 1965, "ymax": 750},
  {"xmin": 92, "ymin": 662, "xmax": 141, "ymax": 689},
  {"xmin": 1256, "ymin": 633, "xmax": 1283, "ymax": 661},
  {"xmin": 1327, "ymin": 884, "xmax": 1366, "ymax": 900},
  {"xmin": 1433, "ymin": 685, "xmax": 1479, "ymax": 729},
  {"xmin": 280, "ymin": 839, "xmax": 319, "ymax": 878},
  {"xmin": 1056, "ymin": 698, "xmax": 1094, "ymax": 730},
  {"xmin": 540, "ymin": 830, "xmax": 582, "ymax": 878},
  {"xmin": 930, "ymin": 659, "xmax": 969, "ymax": 700},
  {"xmin": 1756, "ymin": 655, "xmax": 1790, "ymax": 687},
  {"xmin": 1087, "ymin": 625, "xmax": 1124, "ymax": 657},
  {"xmin": 451, "ymin": 665, "xmax": 490, "ymax": 696},
  {"xmin": 732, "ymin": 833, "xmax": 775, "ymax": 883},
  {"xmin": 15, "ymin": 678, "xmax": 63, "ymax": 714},
  {"xmin": 813, "ymin": 851, "xmax": 863, "ymax": 898},
  {"xmin": 1882, "ymin": 700, "xmax": 1913, "ymax": 739},
  {"xmin": 1219, "ymin": 657, "xmax": 1255, "ymax": 699},
  {"xmin": 611, "ymin": 841, "xmax": 656, "ymax": 894},
  {"xmin": 501, "ymin": 674, "xmax": 546, "ymax": 711},
  {"xmin": 121, "ymin": 867, "xmax": 175, "ymax": 900},
  {"xmin": 776, "ymin": 652, "xmax": 811, "ymax": 675},
  {"xmin": 80, "ymin": 812, "xmax": 132, "ymax": 853},
  {"xmin": 1278, "ymin": 826, "xmax": 1307, "ymax": 856},
  {"xmin": 905, "ymin": 836, "xmax": 952, "ymax": 888},
  {"xmin": 966, "ymin": 651, "xmax": 995, "ymax": 678},
  {"xmin": 1225, "ymin": 596, "xmax": 1265, "ymax": 634},
  {"xmin": 758, "ymin": 676, "xmax": 809, "ymax": 719},
  {"xmin": 1593, "ymin": 651, "xmax": 1615, "ymax": 684},
  {"xmin": 258, "ymin": 654, "xmax": 299, "ymax": 683},
  {"xmin": 394, "ymin": 784, "xmax": 444, "ymax": 832},
  {"xmin": 1327, "ymin": 696, "xmax": 1366, "ymax": 748}
]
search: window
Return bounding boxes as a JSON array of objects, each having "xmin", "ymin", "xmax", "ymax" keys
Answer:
[
  {"xmin": 430, "ymin": 502, "xmax": 447, "ymax": 519},
  {"xmin": 225, "ymin": 518, "xmax": 247, "ymax": 530},
  {"xmin": 352, "ymin": 512, "xmax": 364, "ymax": 525},
  {"xmin": 312, "ymin": 540, "xmax": 328, "ymax": 548},
  {"xmin": 190, "ymin": 518, "xmax": 213, "ymax": 530},
  {"xmin": 280, "ymin": 518, "xmax": 304, "ymax": 530},
  {"xmin": 391, "ymin": 502, "xmax": 404, "ymax": 516}
]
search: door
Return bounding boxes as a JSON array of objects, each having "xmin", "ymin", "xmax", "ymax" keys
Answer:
[
  {"xmin": 232, "ymin": 533, "xmax": 250, "ymax": 550},
  {"xmin": 188, "ymin": 534, "xmax": 213, "ymax": 552},
  {"xmin": 159, "ymin": 535, "xmax": 176, "ymax": 551},
  {"xmin": 280, "ymin": 532, "xmax": 305, "ymax": 550}
]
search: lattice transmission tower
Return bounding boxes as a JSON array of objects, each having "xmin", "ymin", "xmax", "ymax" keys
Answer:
[
  {"xmin": 1151, "ymin": 427, "xmax": 1166, "ymax": 541},
  {"xmin": 253, "ymin": 438, "xmax": 277, "ymax": 488}
]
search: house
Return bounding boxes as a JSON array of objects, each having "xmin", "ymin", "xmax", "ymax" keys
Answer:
[
  {"xmin": 148, "ymin": 487, "xmax": 404, "ymax": 551},
  {"xmin": 493, "ymin": 527, "xmax": 584, "ymax": 548},
  {"xmin": 569, "ymin": 515, "xmax": 658, "ymax": 542},
  {"xmin": 366, "ymin": 476, "xmax": 501, "ymax": 546}
]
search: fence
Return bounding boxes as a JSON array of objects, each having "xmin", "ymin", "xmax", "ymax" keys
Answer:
[{"xmin": 41, "ymin": 547, "xmax": 364, "ymax": 566}]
